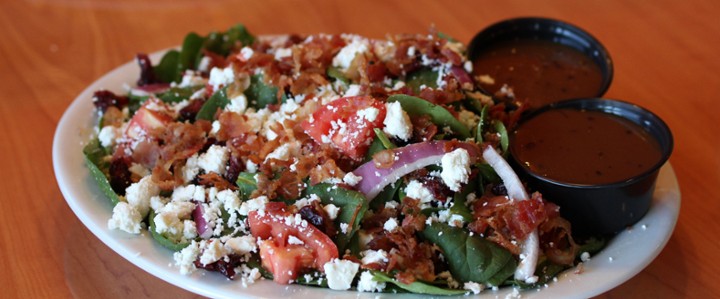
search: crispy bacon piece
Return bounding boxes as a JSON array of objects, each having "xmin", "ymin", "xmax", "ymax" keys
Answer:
[{"xmin": 411, "ymin": 115, "xmax": 438, "ymax": 142}]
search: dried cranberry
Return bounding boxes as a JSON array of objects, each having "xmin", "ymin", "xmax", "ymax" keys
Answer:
[
  {"xmin": 419, "ymin": 176, "xmax": 452, "ymax": 203},
  {"xmin": 136, "ymin": 53, "xmax": 159, "ymax": 86},
  {"xmin": 491, "ymin": 183, "xmax": 508, "ymax": 196},
  {"xmin": 224, "ymin": 154, "xmax": 244, "ymax": 184},
  {"xmin": 178, "ymin": 98, "xmax": 206, "ymax": 122},
  {"xmin": 193, "ymin": 254, "xmax": 244, "ymax": 280},
  {"xmin": 299, "ymin": 203, "xmax": 336, "ymax": 237},
  {"xmin": 109, "ymin": 157, "xmax": 132, "ymax": 195},
  {"xmin": 92, "ymin": 90, "xmax": 129, "ymax": 113}
]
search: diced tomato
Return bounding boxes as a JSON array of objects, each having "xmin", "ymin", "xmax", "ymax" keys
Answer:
[
  {"xmin": 301, "ymin": 96, "xmax": 386, "ymax": 160},
  {"xmin": 248, "ymin": 203, "xmax": 339, "ymax": 284},
  {"xmin": 125, "ymin": 99, "xmax": 173, "ymax": 139},
  {"xmin": 258, "ymin": 240, "xmax": 315, "ymax": 284}
]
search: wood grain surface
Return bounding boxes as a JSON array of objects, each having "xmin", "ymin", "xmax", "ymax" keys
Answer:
[{"xmin": 1, "ymin": 0, "xmax": 718, "ymax": 298}]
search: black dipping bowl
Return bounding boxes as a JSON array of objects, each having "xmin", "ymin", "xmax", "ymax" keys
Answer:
[
  {"xmin": 467, "ymin": 17, "xmax": 614, "ymax": 101},
  {"xmin": 509, "ymin": 98, "xmax": 673, "ymax": 236}
]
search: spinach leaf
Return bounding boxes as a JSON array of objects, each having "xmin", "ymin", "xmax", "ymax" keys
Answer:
[
  {"xmin": 422, "ymin": 222, "xmax": 516, "ymax": 286},
  {"xmin": 371, "ymin": 271, "xmax": 467, "ymax": 295},
  {"xmin": 153, "ymin": 50, "xmax": 180, "ymax": 84},
  {"xmin": 204, "ymin": 24, "xmax": 255, "ymax": 57},
  {"xmin": 494, "ymin": 120, "xmax": 509, "ymax": 154},
  {"xmin": 387, "ymin": 94, "xmax": 470, "ymax": 138},
  {"xmin": 449, "ymin": 183, "xmax": 475, "ymax": 222},
  {"xmin": 369, "ymin": 180, "xmax": 401, "ymax": 210},
  {"xmin": 475, "ymin": 105, "xmax": 488, "ymax": 143},
  {"xmin": 373, "ymin": 128, "xmax": 396, "ymax": 149},
  {"xmin": 364, "ymin": 135, "xmax": 385, "ymax": 163},
  {"xmin": 196, "ymin": 87, "xmax": 229, "ymax": 121},
  {"xmin": 303, "ymin": 183, "xmax": 368, "ymax": 252},
  {"xmin": 406, "ymin": 68, "xmax": 438, "ymax": 94},
  {"xmin": 83, "ymin": 139, "xmax": 120, "ymax": 206},
  {"xmin": 327, "ymin": 66, "xmax": 349, "ymax": 84},
  {"xmin": 235, "ymin": 172, "xmax": 258, "ymax": 200},
  {"xmin": 245, "ymin": 74, "xmax": 284, "ymax": 109},
  {"xmin": 176, "ymin": 32, "xmax": 205, "ymax": 82},
  {"xmin": 158, "ymin": 86, "xmax": 201, "ymax": 103},
  {"xmin": 148, "ymin": 209, "xmax": 190, "ymax": 251}
]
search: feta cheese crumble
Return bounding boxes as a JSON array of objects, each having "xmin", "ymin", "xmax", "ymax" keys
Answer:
[
  {"xmin": 440, "ymin": 148, "xmax": 471, "ymax": 192},
  {"xmin": 383, "ymin": 101, "xmax": 413, "ymax": 141},
  {"xmin": 323, "ymin": 259, "xmax": 360, "ymax": 290}
]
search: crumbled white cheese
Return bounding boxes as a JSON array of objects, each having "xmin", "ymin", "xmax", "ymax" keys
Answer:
[
  {"xmin": 208, "ymin": 66, "xmax": 235, "ymax": 91},
  {"xmin": 384, "ymin": 200, "xmax": 399, "ymax": 210},
  {"xmin": 172, "ymin": 184, "xmax": 205, "ymax": 202},
  {"xmin": 107, "ymin": 202, "xmax": 143, "ymax": 234},
  {"xmin": 405, "ymin": 180, "xmax": 435, "ymax": 206},
  {"xmin": 125, "ymin": 175, "xmax": 160, "ymax": 217},
  {"xmin": 216, "ymin": 189, "xmax": 240, "ymax": 212},
  {"xmin": 174, "ymin": 241, "xmax": 201, "ymax": 274},
  {"xmin": 323, "ymin": 204, "xmax": 340, "ymax": 220},
  {"xmin": 182, "ymin": 154, "xmax": 200, "ymax": 183},
  {"xmin": 178, "ymin": 70, "xmax": 207, "ymax": 88},
  {"xmin": 293, "ymin": 194, "xmax": 320, "ymax": 209},
  {"xmin": 245, "ymin": 160, "xmax": 258, "ymax": 173},
  {"xmin": 344, "ymin": 84, "xmax": 362, "ymax": 97},
  {"xmin": 356, "ymin": 106, "xmax": 380, "ymax": 122},
  {"xmin": 440, "ymin": 148, "xmax": 471, "ymax": 192},
  {"xmin": 340, "ymin": 222, "xmax": 350, "ymax": 234},
  {"xmin": 239, "ymin": 47, "xmax": 254, "ymax": 61},
  {"xmin": 239, "ymin": 196, "xmax": 269, "ymax": 216},
  {"xmin": 361, "ymin": 249, "xmax": 389, "ymax": 265},
  {"xmin": 464, "ymin": 282, "xmax": 484, "ymax": 294},
  {"xmin": 265, "ymin": 143, "xmax": 291, "ymax": 162},
  {"xmin": 126, "ymin": 163, "xmax": 148, "ymax": 179},
  {"xmin": 332, "ymin": 39, "xmax": 369, "ymax": 70},
  {"xmin": 274, "ymin": 47, "xmax": 292, "ymax": 60},
  {"xmin": 225, "ymin": 235, "xmax": 257, "ymax": 255},
  {"xmin": 383, "ymin": 218, "xmax": 399, "ymax": 232},
  {"xmin": 342, "ymin": 172, "xmax": 363, "ymax": 186},
  {"xmin": 199, "ymin": 239, "xmax": 228, "ymax": 265},
  {"xmin": 288, "ymin": 235, "xmax": 305, "ymax": 245},
  {"xmin": 323, "ymin": 259, "xmax": 360, "ymax": 290},
  {"xmin": 580, "ymin": 252, "xmax": 591, "ymax": 262},
  {"xmin": 357, "ymin": 271, "xmax": 386, "ymax": 292},
  {"xmin": 98, "ymin": 125, "xmax": 121, "ymax": 148},
  {"xmin": 383, "ymin": 101, "xmax": 412, "ymax": 141},
  {"xmin": 226, "ymin": 93, "xmax": 248, "ymax": 114},
  {"xmin": 198, "ymin": 145, "xmax": 229, "ymax": 175}
]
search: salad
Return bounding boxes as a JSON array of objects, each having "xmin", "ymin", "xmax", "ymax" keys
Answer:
[{"xmin": 83, "ymin": 24, "xmax": 602, "ymax": 295}]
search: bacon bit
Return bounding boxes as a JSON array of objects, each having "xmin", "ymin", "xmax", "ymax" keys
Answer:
[
  {"xmin": 309, "ymin": 159, "xmax": 345, "ymax": 186},
  {"xmin": 411, "ymin": 115, "xmax": 438, "ymax": 142},
  {"xmin": 417, "ymin": 87, "xmax": 463, "ymax": 105},
  {"xmin": 197, "ymin": 172, "xmax": 237, "ymax": 191}
]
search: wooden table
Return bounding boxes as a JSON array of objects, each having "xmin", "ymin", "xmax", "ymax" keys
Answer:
[{"xmin": 1, "ymin": 0, "xmax": 717, "ymax": 297}]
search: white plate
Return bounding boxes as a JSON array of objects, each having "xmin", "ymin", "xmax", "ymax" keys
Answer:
[{"xmin": 53, "ymin": 52, "xmax": 681, "ymax": 299}]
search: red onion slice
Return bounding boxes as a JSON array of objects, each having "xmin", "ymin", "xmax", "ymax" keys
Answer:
[
  {"xmin": 352, "ymin": 141, "xmax": 478, "ymax": 201},
  {"xmin": 192, "ymin": 204, "xmax": 213, "ymax": 239},
  {"xmin": 481, "ymin": 145, "xmax": 538, "ymax": 283}
]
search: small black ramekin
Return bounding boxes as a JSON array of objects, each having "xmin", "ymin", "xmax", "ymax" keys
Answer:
[
  {"xmin": 467, "ymin": 17, "xmax": 614, "ymax": 102},
  {"xmin": 508, "ymin": 98, "xmax": 673, "ymax": 236}
]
